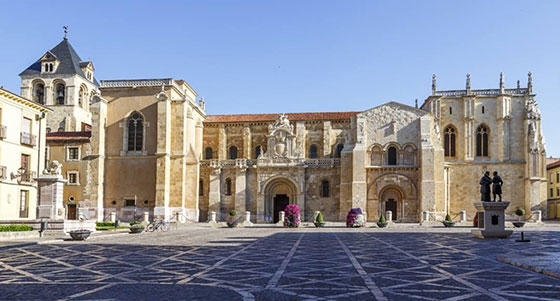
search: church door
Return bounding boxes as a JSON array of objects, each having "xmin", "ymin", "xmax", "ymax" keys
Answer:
[
  {"xmin": 386, "ymin": 198, "xmax": 397, "ymax": 221},
  {"xmin": 273, "ymin": 194, "xmax": 289, "ymax": 223},
  {"xmin": 67, "ymin": 204, "xmax": 77, "ymax": 220}
]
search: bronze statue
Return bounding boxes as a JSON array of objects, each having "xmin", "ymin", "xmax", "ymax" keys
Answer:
[
  {"xmin": 492, "ymin": 171, "xmax": 503, "ymax": 202},
  {"xmin": 480, "ymin": 171, "xmax": 492, "ymax": 202}
]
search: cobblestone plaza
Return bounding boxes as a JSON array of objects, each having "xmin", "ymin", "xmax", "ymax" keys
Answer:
[{"xmin": 1, "ymin": 226, "xmax": 559, "ymax": 300}]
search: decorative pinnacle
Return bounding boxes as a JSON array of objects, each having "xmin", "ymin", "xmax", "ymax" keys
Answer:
[
  {"xmin": 415, "ymin": 99, "xmax": 418, "ymax": 109},
  {"xmin": 528, "ymin": 72, "xmax": 533, "ymax": 93},
  {"xmin": 499, "ymin": 72, "xmax": 505, "ymax": 92},
  {"xmin": 517, "ymin": 80, "xmax": 521, "ymax": 90},
  {"xmin": 63, "ymin": 26, "xmax": 68, "ymax": 40},
  {"xmin": 431, "ymin": 74, "xmax": 437, "ymax": 95},
  {"xmin": 466, "ymin": 73, "xmax": 471, "ymax": 91}
]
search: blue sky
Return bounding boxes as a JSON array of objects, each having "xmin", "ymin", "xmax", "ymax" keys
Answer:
[{"xmin": 1, "ymin": 0, "xmax": 559, "ymax": 156}]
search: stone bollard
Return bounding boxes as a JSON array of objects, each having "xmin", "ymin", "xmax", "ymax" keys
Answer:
[
  {"xmin": 110, "ymin": 212, "xmax": 116, "ymax": 223},
  {"xmin": 209, "ymin": 211, "xmax": 217, "ymax": 224},
  {"xmin": 386, "ymin": 211, "xmax": 392, "ymax": 223},
  {"xmin": 276, "ymin": 211, "xmax": 285, "ymax": 226},
  {"xmin": 143, "ymin": 212, "xmax": 149, "ymax": 223},
  {"xmin": 176, "ymin": 212, "xmax": 185, "ymax": 224},
  {"xmin": 243, "ymin": 211, "xmax": 253, "ymax": 227},
  {"xmin": 314, "ymin": 211, "xmax": 320, "ymax": 222},
  {"xmin": 422, "ymin": 211, "xmax": 429, "ymax": 222},
  {"xmin": 532, "ymin": 210, "xmax": 542, "ymax": 223},
  {"xmin": 459, "ymin": 211, "xmax": 467, "ymax": 223}
]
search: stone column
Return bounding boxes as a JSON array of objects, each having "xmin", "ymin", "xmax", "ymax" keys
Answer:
[
  {"xmin": 351, "ymin": 117, "xmax": 367, "ymax": 214},
  {"xmin": 89, "ymin": 99, "xmax": 107, "ymax": 221},
  {"xmin": 218, "ymin": 126, "xmax": 226, "ymax": 160},
  {"xmin": 235, "ymin": 165, "xmax": 247, "ymax": 214},
  {"xmin": 295, "ymin": 121, "xmax": 306, "ymax": 158},
  {"xmin": 322, "ymin": 121, "xmax": 331, "ymax": 157},
  {"xmin": 36, "ymin": 175, "xmax": 67, "ymax": 221},
  {"xmin": 154, "ymin": 89, "xmax": 172, "ymax": 221},
  {"xmin": 209, "ymin": 168, "xmax": 222, "ymax": 219},
  {"xmin": 242, "ymin": 126, "xmax": 251, "ymax": 159}
]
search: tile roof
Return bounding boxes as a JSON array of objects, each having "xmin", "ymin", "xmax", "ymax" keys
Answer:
[
  {"xmin": 19, "ymin": 38, "xmax": 99, "ymax": 86},
  {"xmin": 205, "ymin": 111, "xmax": 358, "ymax": 123},
  {"xmin": 46, "ymin": 131, "xmax": 91, "ymax": 142},
  {"xmin": 548, "ymin": 159, "xmax": 560, "ymax": 170}
]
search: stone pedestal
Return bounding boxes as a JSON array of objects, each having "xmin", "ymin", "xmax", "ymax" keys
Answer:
[
  {"xmin": 242, "ymin": 211, "xmax": 253, "ymax": 227},
  {"xmin": 459, "ymin": 210, "xmax": 467, "ymax": 223},
  {"xmin": 385, "ymin": 210, "xmax": 392, "ymax": 223},
  {"xmin": 143, "ymin": 212, "xmax": 150, "ymax": 223},
  {"xmin": 36, "ymin": 175, "xmax": 67, "ymax": 220},
  {"xmin": 276, "ymin": 211, "xmax": 285, "ymax": 226},
  {"xmin": 472, "ymin": 202, "xmax": 513, "ymax": 239},
  {"xmin": 110, "ymin": 212, "xmax": 116, "ymax": 222},
  {"xmin": 208, "ymin": 211, "xmax": 217, "ymax": 225}
]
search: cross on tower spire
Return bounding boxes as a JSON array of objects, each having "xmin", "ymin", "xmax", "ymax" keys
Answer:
[{"xmin": 63, "ymin": 26, "xmax": 68, "ymax": 40}]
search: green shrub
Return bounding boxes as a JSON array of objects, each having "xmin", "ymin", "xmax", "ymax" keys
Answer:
[
  {"xmin": 130, "ymin": 221, "xmax": 140, "ymax": 225},
  {"xmin": 515, "ymin": 208, "xmax": 525, "ymax": 217},
  {"xmin": 315, "ymin": 212, "xmax": 324, "ymax": 223},
  {"xmin": 130, "ymin": 224, "xmax": 144, "ymax": 229},
  {"xmin": 96, "ymin": 222, "xmax": 115, "ymax": 227},
  {"xmin": 0, "ymin": 224, "xmax": 33, "ymax": 232},
  {"xmin": 445, "ymin": 214, "xmax": 453, "ymax": 222},
  {"xmin": 229, "ymin": 210, "xmax": 237, "ymax": 217},
  {"xmin": 379, "ymin": 213, "xmax": 386, "ymax": 223}
]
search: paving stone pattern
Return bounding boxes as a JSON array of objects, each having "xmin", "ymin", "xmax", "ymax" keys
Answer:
[{"xmin": 0, "ymin": 228, "xmax": 559, "ymax": 300}]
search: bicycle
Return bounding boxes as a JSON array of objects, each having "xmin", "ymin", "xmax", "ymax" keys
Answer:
[{"xmin": 146, "ymin": 220, "xmax": 169, "ymax": 232}]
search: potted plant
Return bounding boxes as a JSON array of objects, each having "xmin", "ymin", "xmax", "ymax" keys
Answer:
[
  {"xmin": 69, "ymin": 229, "xmax": 91, "ymax": 241},
  {"xmin": 129, "ymin": 222, "xmax": 144, "ymax": 234},
  {"xmin": 513, "ymin": 208, "xmax": 526, "ymax": 228},
  {"xmin": 377, "ymin": 213, "xmax": 388, "ymax": 228},
  {"xmin": 284, "ymin": 204, "xmax": 300, "ymax": 228},
  {"xmin": 442, "ymin": 213, "xmax": 455, "ymax": 227},
  {"xmin": 346, "ymin": 208, "xmax": 365, "ymax": 227},
  {"xmin": 314, "ymin": 212, "xmax": 325, "ymax": 227},
  {"xmin": 227, "ymin": 210, "xmax": 240, "ymax": 228}
]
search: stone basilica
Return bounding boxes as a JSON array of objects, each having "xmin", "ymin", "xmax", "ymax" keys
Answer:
[{"xmin": 13, "ymin": 37, "xmax": 549, "ymax": 223}]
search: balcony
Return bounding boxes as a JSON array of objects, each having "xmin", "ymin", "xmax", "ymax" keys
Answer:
[
  {"xmin": 19, "ymin": 171, "xmax": 36, "ymax": 184},
  {"xmin": 0, "ymin": 125, "xmax": 6, "ymax": 139},
  {"xmin": 0, "ymin": 166, "xmax": 6, "ymax": 180},
  {"xmin": 20, "ymin": 132, "xmax": 37, "ymax": 147}
]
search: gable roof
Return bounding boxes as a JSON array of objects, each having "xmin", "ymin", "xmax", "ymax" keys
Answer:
[
  {"xmin": 205, "ymin": 111, "xmax": 358, "ymax": 123},
  {"xmin": 19, "ymin": 38, "xmax": 99, "ymax": 86},
  {"xmin": 360, "ymin": 101, "xmax": 429, "ymax": 116}
]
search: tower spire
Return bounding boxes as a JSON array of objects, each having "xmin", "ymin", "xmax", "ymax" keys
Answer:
[
  {"xmin": 63, "ymin": 26, "xmax": 68, "ymax": 40},
  {"xmin": 431, "ymin": 74, "xmax": 437, "ymax": 95}
]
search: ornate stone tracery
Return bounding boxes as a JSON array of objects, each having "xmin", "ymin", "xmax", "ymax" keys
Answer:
[{"xmin": 262, "ymin": 114, "xmax": 298, "ymax": 159}]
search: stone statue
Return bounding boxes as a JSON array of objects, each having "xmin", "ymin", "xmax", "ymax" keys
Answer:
[
  {"xmin": 43, "ymin": 160, "xmax": 62, "ymax": 175},
  {"xmin": 479, "ymin": 171, "xmax": 492, "ymax": 202},
  {"xmin": 492, "ymin": 171, "xmax": 503, "ymax": 202}
]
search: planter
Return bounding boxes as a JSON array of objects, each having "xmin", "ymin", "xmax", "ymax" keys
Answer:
[
  {"xmin": 377, "ymin": 222, "xmax": 388, "ymax": 228},
  {"xmin": 512, "ymin": 221, "xmax": 525, "ymax": 228},
  {"xmin": 314, "ymin": 222, "xmax": 325, "ymax": 228},
  {"xmin": 227, "ymin": 221, "xmax": 238, "ymax": 228},
  {"xmin": 69, "ymin": 231, "xmax": 91, "ymax": 241},
  {"xmin": 129, "ymin": 227, "xmax": 144, "ymax": 234},
  {"xmin": 443, "ymin": 221, "xmax": 456, "ymax": 228}
]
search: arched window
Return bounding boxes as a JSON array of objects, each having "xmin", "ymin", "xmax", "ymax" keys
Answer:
[
  {"xmin": 309, "ymin": 144, "xmax": 318, "ymax": 158},
  {"xmin": 255, "ymin": 145, "xmax": 264, "ymax": 159},
  {"xmin": 371, "ymin": 146, "xmax": 382, "ymax": 165},
  {"xmin": 334, "ymin": 144, "xmax": 344, "ymax": 158},
  {"xmin": 46, "ymin": 127, "xmax": 51, "ymax": 133},
  {"xmin": 387, "ymin": 146, "xmax": 397, "ymax": 165},
  {"xmin": 228, "ymin": 146, "xmax": 238, "ymax": 159},
  {"xmin": 320, "ymin": 180, "xmax": 330, "ymax": 197},
  {"xmin": 476, "ymin": 125, "xmax": 489, "ymax": 157},
  {"xmin": 78, "ymin": 86, "xmax": 87, "ymax": 109},
  {"xmin": 204, "ymin": 147, "xmax": 213, "ymax": 159},
  {"xmin": 444, "ymin": 126, "xmax": 456, "ymax": 157},
  {"xmin": 199, "ymin": 179, "xmax": 204, "ymax": 196},
  {"xmin": 224, "ymin": 178, "xmax": 232, "ymax": 195},
  {"xmin": 127, "ymin": 112, "xmax": 144, "ymax": 151},
  {"xmin": 55, "ymin": 83, "xmax": 65, "ymax": 105},
  {"xmin": 403, "ymin": 145, "xmax": 416, "ymax": 165},
  {"xmin": 33, "ymin": 82, "xmax": 45, "ymax": 104}
]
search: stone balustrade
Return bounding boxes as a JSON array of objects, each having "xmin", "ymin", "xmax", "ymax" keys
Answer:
[{"xmin": 200, "ymin": 158, "xmax": 341, "ymax": 168}]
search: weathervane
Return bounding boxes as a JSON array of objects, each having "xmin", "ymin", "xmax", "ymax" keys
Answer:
[{"xmin": 63, "ymin": 26, "xmax": 68, "ymax": 39}]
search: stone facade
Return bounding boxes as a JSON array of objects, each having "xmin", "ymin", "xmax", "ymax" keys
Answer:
[
  {"xmin": 10, "ymin": 37, "xmax": 548, "ymax": 224},
  {"xmin": 547, "ymin": 160, "xmax": 560, "ymax": 219}
]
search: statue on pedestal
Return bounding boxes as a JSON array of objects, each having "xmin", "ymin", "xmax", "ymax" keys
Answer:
[
  {"xmin": 479, "ymin": 171, "xmax": 492, "ymax": 202},
  {"xmin": 492, "ymin": 171, "xmax": 503, "ymax": 202}
]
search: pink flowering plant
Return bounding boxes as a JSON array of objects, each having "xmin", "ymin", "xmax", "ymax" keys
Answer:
[{"xmin": 283, "ymin": 204, "xmax": 300, "ymax": 228}]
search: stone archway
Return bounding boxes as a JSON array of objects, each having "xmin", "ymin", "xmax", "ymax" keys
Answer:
[
  {"xmin": 263, "ymin": 177, "xmax": 298, "ymax": 223},
  {"xmin": 379, "ymin": 186, "xmax": 404, "ymax": 222}
]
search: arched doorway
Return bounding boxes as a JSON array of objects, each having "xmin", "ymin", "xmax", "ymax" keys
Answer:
[
  {"xmin": 264, "ymin": 177, "xmax": 298, "ymax": 223},
  {"xmin": 380, "ymin": 187, "xmax": 403, "ymax": 222}
]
